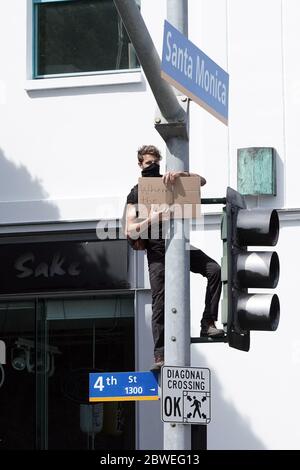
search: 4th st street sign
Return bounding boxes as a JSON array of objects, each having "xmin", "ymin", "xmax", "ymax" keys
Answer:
[
  {"xmin": 161, "ymin": 366, "xmax": 211, "ymax": 425},
  {"xmin": 89, "ymin": 371, "xmax": 159, "ymax": 402}
]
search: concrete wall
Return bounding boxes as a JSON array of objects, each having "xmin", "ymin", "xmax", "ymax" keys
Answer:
[
  {"xmin": 189, "ymin": 0, "xmax": 300, "ymax": 450},
  {"xmin": 0, "ymin": 0, "xmax": 164, "ymax": 222}
]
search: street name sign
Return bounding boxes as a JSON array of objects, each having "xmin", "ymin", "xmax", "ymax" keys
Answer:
[
  {"xmin": 161, "ymin": 20, "xmax": 229, "ymax": 125},
  {"xmin": 89, "ymin": 371, "xmax": 159, "ymax": 402},
  {"xmin": 161, "ymin": 366, "xmax": 211, "ymax": 424}
]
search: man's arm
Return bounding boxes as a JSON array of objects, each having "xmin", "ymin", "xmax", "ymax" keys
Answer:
[
  {"xmin": 125, "ymin": 204, "xmax": 149, "ymax": 238},
  {"xmin": 162, "ymin": 171, "xmax": 206, "ymax": 186},
  {"xmin": 125, "ymin": 204, "xmax": 167, "ymax": 239}
]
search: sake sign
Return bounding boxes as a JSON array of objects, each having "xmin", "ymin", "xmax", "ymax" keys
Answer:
[{"xmin": 161, "ymin": 20, "xmax": 229, "ymax": 125}]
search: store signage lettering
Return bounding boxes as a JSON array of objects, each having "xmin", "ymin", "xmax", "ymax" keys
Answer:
[
  {"xmin": 0, "ymin": 240, "xmax": 128, "ymax": 294},
  {"xmin": 14, "ymin": 252, "xmax": 81, "ymax": 279}
]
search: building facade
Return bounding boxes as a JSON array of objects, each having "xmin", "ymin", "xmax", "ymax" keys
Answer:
[{"xmin": 0, "ymin": 0, "xmax": 299, "ymax": 450}]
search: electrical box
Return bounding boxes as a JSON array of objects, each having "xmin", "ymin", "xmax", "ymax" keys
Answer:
[{"xmin": 237, "ymin": 147, "xmax": 276, "ymax": 196}]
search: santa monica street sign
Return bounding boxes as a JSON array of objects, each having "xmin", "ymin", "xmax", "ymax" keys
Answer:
[{"xmin": 161, "ymin": 20, "xmax": 229, "ymax": 125}]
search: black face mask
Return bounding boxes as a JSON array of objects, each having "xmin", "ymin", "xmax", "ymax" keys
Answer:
[{"xmin": 141, "ymin": 162, "xmax": 161, "ymax": 177}]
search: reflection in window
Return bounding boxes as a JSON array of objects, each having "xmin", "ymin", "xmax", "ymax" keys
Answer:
[
  {"xmin": 0, "ymin": 297, "xmax": 135, "ymax": 449},
  {"xmin": 34, "ymin": 0, "xmax": 140, "ymax": 77},
  {"xmin": 0, "ymin": 302, "xmax": 35, "ymax": 449}
]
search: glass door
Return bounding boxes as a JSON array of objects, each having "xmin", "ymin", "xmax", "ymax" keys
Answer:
[
  {"xmin": 0, "ymin": 301, "xmax": 36, "ymax": 449},
  {"xmin": 37, "ymin": 296, "xmax": 135, "ymax": 450}
]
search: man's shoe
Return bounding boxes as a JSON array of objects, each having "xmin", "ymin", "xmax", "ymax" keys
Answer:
[
  {"xmin": 200, "ymin": 325, "xmax": 225, "ymax": 338},
  {"xmin": 150, "ymin": 354, "xmax": 164, "ymax": 371}
]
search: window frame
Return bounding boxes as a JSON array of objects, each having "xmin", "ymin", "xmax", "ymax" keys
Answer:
[{"xmin": 32, "ymin": 0, "xmax": 141, "ymax": 81}]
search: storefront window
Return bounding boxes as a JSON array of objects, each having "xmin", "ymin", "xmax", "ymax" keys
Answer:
[
  {"xmin": 0, "ymin": 296, "xmax": 135, "ymax": 450},
  {"xmin": 0, "ymin": 302, "xmax": 36, "ymax": 449}
]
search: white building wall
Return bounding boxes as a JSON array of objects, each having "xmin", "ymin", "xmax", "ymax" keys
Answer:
[
  {"xmin": 189, "ymin": 0, "xmax": 300, "ymax": 450},
  {"xmin": 189, "ymin": 0, "xmax": 229, "ymax": 204},
  {"xmin": 0, "ymin": 0, "xmax": 165, "ymax": 223},
  {"xmin": 0, "ymin": 0, "xmax": 300, "ymax": 450},
  {"xmin": 282, "ymin": 0, "xmax": 300, "ymax": 208}
]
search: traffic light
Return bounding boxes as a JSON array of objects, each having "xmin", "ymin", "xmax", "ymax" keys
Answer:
[{"xmin": 221, "ymin": 187, "xmax": 280, "ymax": 351}]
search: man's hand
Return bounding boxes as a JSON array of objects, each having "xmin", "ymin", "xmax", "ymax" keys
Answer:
[
  {"xmin": 162, "ymin": 171, "xmax": 206, "ymax": 186},
  {"xmin": 149, "ymin": 204, "xmax": 170, "ymax": 223},
  {"xmin": 162, "ymin": 171, "xmax": 187, "ymax": 185}
]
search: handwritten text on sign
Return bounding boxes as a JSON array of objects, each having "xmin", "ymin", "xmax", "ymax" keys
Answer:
[{"xmin": 138, "ymin": 176, "xmax": 201, "ymax": 219}]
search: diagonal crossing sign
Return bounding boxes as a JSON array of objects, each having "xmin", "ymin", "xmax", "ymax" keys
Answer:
[{"xmin": 161, "ymin": 366, "xmax": 211, "ymax": 424}]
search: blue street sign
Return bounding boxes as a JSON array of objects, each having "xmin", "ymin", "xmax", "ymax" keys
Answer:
[
  {"xmin": 161, "ymin": 20, "xmax": 229, "ymax": 125},
  {"xmin": 89, "ymin": 371, "xmax": 159, "ymax": 402}
]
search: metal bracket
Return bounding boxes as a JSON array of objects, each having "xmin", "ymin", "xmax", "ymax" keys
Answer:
[
  {"xmin": 154, "ymin": 96, "xmax": 189, "ymax": 141},
  {"xmin": 191, "ymin": 336, "xmax": 228, "ymax": 344}
]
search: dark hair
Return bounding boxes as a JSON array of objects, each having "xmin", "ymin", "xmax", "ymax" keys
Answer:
[{"xmin": 137, "ymin": 145, "xmax": 162, "ymax": 164}]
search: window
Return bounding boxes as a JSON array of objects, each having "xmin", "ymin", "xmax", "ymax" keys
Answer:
[
  {"xmin": 33, "ymin": 0, "xmax": 140, "ymax": 78},
  {"xmin": 0, "ymin": 296, "xmax": 135, "ymax": 449}
]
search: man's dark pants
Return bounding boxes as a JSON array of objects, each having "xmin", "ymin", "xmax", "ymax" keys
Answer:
[{"xmin": 147, "ymin": 247, "xmax": 222, "ymax": 358}]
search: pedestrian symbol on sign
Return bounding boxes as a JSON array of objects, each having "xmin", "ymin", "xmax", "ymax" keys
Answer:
[
  {"xmin": 187, "ymin": 395, "xmax": 202, "ymax": 418},
  {"xmin": 183, "ymin": 392, "xmax": 210, "ymax": 423}
]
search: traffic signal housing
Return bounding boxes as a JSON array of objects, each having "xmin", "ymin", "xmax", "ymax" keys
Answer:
[{"xmin": 221, "ymin": 187, "xmax": 280, "ymax": 351}]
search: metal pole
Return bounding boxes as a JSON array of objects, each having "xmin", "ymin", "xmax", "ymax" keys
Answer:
[
  {"xmin": 113, "ymin": 0, "xmax": 184, "ymax": 121},
  {"xmin": 164, "ymin": 0, "xmax": 190, "ymax": 450},
  {"xmin": 167, "ymin": 0, "xmax": 188, "ymax": 37},
  {"xmin": 113, "ymin": 0, "xmax": 190, "ymax": 450}
]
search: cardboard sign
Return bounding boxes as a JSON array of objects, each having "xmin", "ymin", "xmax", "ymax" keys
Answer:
[{"xmin": 138, "ymin": 176, "xmax": 201, "ymax": 219}]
